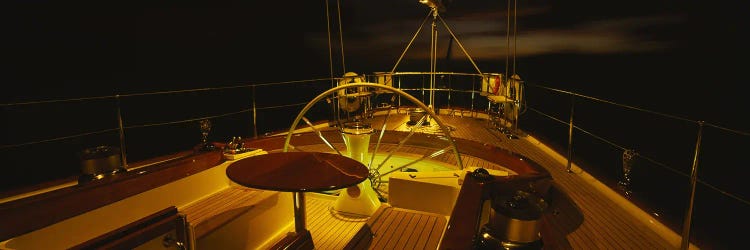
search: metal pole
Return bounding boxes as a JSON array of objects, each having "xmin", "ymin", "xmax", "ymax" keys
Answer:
[
  {"xmin": 447, "ymin": 75, "xmax": 452, "ymax": 108},
  {"xmin": 471, "ymin": 76, "xmax": 476, "ymax": 112},
  {"xmin": 429, "ymin": 8, "xmax": 437, "ymax": 110},
  {"xmin": 566, "ymin": 96, "xmax": 575, "ymax": 173},
  {"xmin": 680, "ymin": 121, "xmax": 704, "ymax": 250},
  {"xmin": 511, "ymin": 80, "xmax": 522, "ymax": 133},
  {"xmin": 252, "ymin": 85, "xmax": 258, "ymax": 138},
  {"xmin": 398, "ymin": 76, "xmax": 402, "ymax": 107},
  {"xmin": 293, "ymin": 192, "xmax": 307, "ymax": 233},
  {"xmin": 333, "ymin": 79, "xmax": 340, "ymax": 124},
  {"xmin": 116, "ymin": 95, "xmax": 128, "ymax": 168}
]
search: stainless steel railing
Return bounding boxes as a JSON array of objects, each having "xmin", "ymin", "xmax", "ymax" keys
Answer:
[{"xmin": 2, "ymin": 72, "xmax": 748, "ymax": 249}]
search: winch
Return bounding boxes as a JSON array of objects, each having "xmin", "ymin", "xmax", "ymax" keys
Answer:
[
  {"xmin": 78, "ymin": 145, "xmax": 126, "ymax": 184},
  {"xmin": 476, "ymin": 189, "xmax": 547, "ymax": 249}
]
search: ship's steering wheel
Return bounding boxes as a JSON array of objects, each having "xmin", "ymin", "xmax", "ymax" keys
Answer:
[{"xmin": 282, "ymin": 83, "xmax": 464, "ymax": 200}]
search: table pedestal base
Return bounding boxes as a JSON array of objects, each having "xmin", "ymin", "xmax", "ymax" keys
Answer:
[{"xmin": 270, "ymin": 230, "xmax": 314, "ymax": 250}]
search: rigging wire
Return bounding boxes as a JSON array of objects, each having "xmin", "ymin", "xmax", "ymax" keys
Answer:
[
  {"xmin": 512, "ymin": 0, "xmax": 518, "ymax": 77},
  {"xmin": 503, "ymin": 0, "xmax": 511, "ymax": 82},
  {"xmin": 390, "ymin": 11, "xmax": 432, "ymax": 74},
  {"xmin": 325, "ymin": 0, "xmax": 334, "ymax": 88},
  {"xmin": 389, "ymin": 7, "xmax": 485, "ymax": 77},
  {"xmin": 337, "ymin": 0, "xmax": 346, "ymax": 74},
  {"xmin": 325, "ymin": 0, "xmax": 340, "ymax": 126},
  {"xmin": 436, "ymin": 15, "xmax": 483, "ymax": 75},
  {"xmin": 1, "ymin": 79, "xmax": 329, "ymax": 107}
]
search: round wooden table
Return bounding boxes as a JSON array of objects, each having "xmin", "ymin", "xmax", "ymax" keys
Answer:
[{"xmin": 226, "ymin": 151, "xmax": 369, "ymax": 249}]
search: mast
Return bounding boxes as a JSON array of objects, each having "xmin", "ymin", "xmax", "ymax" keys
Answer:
[{"xmin": 419, "ymin": 0, "xmax": 444, "ymax": 111}]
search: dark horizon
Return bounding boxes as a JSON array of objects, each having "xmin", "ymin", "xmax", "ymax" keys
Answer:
[{"xmin": 7, "ymin": 1, "xmax": 747, "ymax": 130}]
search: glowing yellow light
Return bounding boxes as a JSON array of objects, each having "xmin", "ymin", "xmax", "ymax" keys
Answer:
[{"xmin": 418, "ymin": 0, "xmax": 440, "ymax": 9}]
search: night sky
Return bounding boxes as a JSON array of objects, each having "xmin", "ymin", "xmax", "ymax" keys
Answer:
[{"xmin": 6, "ymin": 0, "xmax": 748, "ymax": 129}]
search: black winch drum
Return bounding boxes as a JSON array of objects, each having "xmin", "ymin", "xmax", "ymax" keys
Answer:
[
  {"xmin": 409, "ymin": 108, "xmax": 427, "ymax": 124},
  {"xmin": 78, "ymin": 146, "xmax": 123, "ymax": 178}
]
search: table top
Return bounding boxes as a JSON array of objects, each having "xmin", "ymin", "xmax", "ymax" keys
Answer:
[{"xmin": 226, "ymin": 152, "xmax": 369, "ymax": 192}]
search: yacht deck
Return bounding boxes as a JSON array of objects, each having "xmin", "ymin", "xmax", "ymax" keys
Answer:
[{"xmin": 292, "ymin": 112, "xmax": 683, "ymax": 249}]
